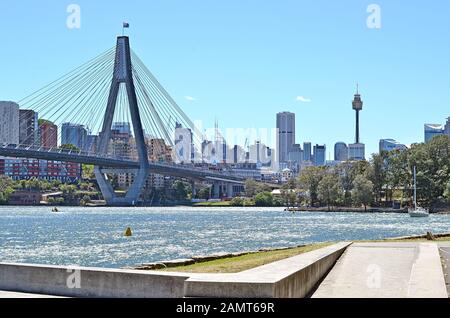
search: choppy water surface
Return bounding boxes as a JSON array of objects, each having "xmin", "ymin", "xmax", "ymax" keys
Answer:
[{"xmin": 0, "ymin": 206, "xmax": 448, "ymax": 268}]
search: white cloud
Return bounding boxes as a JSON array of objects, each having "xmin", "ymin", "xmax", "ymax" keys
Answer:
[
  {"xmin": 185, "ymin": 96, "xmax": 196, "ymax": 101},
  {"xmin": 296, "ymin": 96, "xmax": 311, "ymax": 103}
]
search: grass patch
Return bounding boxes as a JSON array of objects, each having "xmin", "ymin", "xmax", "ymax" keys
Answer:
[{"xmin": 157, "ymin": 242, "xmax": 331, "ymax": 273}]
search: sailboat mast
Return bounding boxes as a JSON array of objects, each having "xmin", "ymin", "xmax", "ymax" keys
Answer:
[{"xmin": 413, "ymin": 166, "xmax": 417, "ymax": 209}]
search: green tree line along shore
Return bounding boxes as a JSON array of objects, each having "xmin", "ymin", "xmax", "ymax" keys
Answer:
[{"xmin": 233, "ymin": 136, "xmax": 450, "ymax": 211}]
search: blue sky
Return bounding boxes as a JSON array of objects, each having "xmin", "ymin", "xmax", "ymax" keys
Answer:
[{"xmin": 1, "ymin": 0, "xmax": 449, "ymax": 158}]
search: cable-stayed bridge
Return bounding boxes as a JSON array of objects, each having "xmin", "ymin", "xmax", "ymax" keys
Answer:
[{"xmin": 0, "ymin": 36, "xmax": 274, "ymax": 206}]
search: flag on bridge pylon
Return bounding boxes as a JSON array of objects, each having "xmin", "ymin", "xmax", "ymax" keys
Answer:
[{"xmin": 123, "ymin": 22, "xmax": 130, "ymax": 28}]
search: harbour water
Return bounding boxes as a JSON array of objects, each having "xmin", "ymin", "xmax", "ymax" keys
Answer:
[{"xmin": 0, "ymin": 206, "xmax": 449, "ymax": 268}]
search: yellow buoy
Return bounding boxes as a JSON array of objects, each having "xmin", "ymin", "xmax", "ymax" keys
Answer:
[{"xmin": 124, "ymin": 227, "xmax": 132, "ymax": 237}]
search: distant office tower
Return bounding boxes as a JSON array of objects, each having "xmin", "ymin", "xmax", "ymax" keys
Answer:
[
  {"xmin": 174, "ymin": 122, "xmax": 194, "ymax": 164},
  {"xmin": 112, "ymin": 122, "xmax": 132, "ymax": 135},
  {"xmin": 233, "ymin": 145, "xmax": 245, "ymax": 164},
  {"xmin": 349, "ymin": 87, "xmax": 365, "ymax": 160},
  {"xmin": 277, "ymin": 112, "xmax": 295, "ymax": 163},
  {"xmin": 334, "ymin": 142, "xmax": 348, "ymax": 161},
  {"xmin": 249, "ymin": 141, "xmax": 272, "ymax": 166},
  {"xmin": 424, "ymin": 124, "xmax": 444, "ymax": 143},
  {"xmin": 348, "ymin": 143, "xmax": 365, "ymax": 161},
  {"xmin": 379, "ymin": 139, "xmax": 407, "ymax": 153},
  {"xmin": 0, "ymin": 101, "xmax": 19, "ymax": 145},
  {"xmin": 445, "ymin": 118, "xmax": 450, "ymax": 137},
  {"xmin": 40, "ymin": 120, "xmax": 58, "ymax": 149},
  {"xmin": 303, "ymin": 142, "xmax": 312, "ymax": 161},
  {"xmin": 61, "ymin": 123, "xmax": 87, "ymax": 149},
  {"xmin": 313, "ymin": 144, "xmax": 326, "ymax": 166},
  {"xmin": 288, "ymin": 144, "xmax": 303, "ymax": 163},
  {"xmin": 85, "ymin": 135, "xmax": 98, "ymax": 153},
  {"xmin": 19, "ymin": 110, "xmax": 39, "ymax": 147}
]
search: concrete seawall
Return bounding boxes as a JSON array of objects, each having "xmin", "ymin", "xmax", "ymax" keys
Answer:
[
  {"xmin": 0, "ymin": 263, "xmax": 194, "ymax": 298},
  {"xmin": 183, "ymin": 242, "xmax": 351, "ymax": 298},
  {"xmin": 0, "ymin": 242, "xmax": 350, "ymax": 298}
]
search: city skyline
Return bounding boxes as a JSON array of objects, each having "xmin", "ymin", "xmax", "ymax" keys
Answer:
[{"xmin": 1, "ymin": 1, "xmax": 450, "ymax": 157}]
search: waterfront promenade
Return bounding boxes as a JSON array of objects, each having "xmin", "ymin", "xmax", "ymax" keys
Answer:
[{"xmin": 0, "ymin": 241, "xmax": 448, "ymax": 298}]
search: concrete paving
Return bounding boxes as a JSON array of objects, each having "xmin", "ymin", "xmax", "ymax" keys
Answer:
[
  {"xmin": 0, "ymin": 290, "xmax": 63, "ymax": 298},
  {"xmin": 312, "ymin": 242, "xmax": 448, "ymax": 298},
  {"xmin": 438, "ymin": 242, "xmax": 450, "ymax": 297}
]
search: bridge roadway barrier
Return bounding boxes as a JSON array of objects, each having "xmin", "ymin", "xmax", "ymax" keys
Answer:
[{"xmin": 0, "ymin": 242, "xmax": 349, "ymax": 298}]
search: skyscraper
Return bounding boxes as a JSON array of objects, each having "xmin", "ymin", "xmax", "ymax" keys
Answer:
[
  {"xmin": 19, "ymin": 110, "xmax": 39, "ymax": 147},
  {"xmin": 303, "ymin": 142, "xmax": 312, "ymax": 161},
  {"xmin": 276, "ymin": 112, "xmax": 295, "ymax": 163},
  {"xmin": 174, "ymin": 122, "xmax": 193, "ymax": 164},
  {"xmin": 0, "ymin": 101, "xmax": 19, "ymax": 145},
  {"xmin": 334, "ymin": 142, "xmax": 348, "ymax": 161},
  {"xmin": 379, "ymin": 139, "xmax": 407, "ymax": 153},
  {"xmin": 313, "ymin": 144, "xmax": 326, "ymax": 166},
  {"xmin": 61, "ymin": 123, "xmax": 87, "ymax": 149},
  {"xmin": 348, "ymin": 86, "xmax": 365, "ymax": 161},
  {"xmin": 424, "ymin": 124, "xmax": 444, "ymax": 143},
  {"xmin": 445, "ymin": 118, "xmax": 450, "ymax": 137}
]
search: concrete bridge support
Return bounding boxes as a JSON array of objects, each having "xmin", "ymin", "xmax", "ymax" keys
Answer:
[
  {"xmin": 212, "ymin": 183, "xmax": 220, "ymax": 199},
  {"xmin": 191, "ymin": 182, "xmax": 197, "ymax": 198},
  {"xmin": 226, "ymin": 183, "xmax": 234, "ymax": 198}
]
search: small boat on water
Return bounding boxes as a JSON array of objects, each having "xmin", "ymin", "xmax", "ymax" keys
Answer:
[
  {"xmin": 409, "ymin": 166, "xmax": 429, "ymax": 218},
  {"xmin": 51, "ymin": 207, "xmax": 60, "ymax": 213}
]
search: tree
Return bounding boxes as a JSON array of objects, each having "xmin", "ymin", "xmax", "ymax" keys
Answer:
[
  {"xmin": 59, "ymin": 144, "xmax": 80, "ymax": 152},
  {"xmin": 0, "ymin": 176, "xmax": 14, "ymax": 204},
  {"xmin": 254, "ymin": 192, "xmax": 274, "ymax": 207},
  {"xmin": 80, "ymin": 195, "xmax": 91, "ymax": 206},
  {"xmin": 298, "ymin": 167, "xmax": 324, "ymax": 206},
  {"xmin": 172, "ymin": 180, "xmax": 189, "ymax": 201},
  {"xmin": 352, "ymin": 175, "xmax": 374, "ymax": 211},
  {"xmin": 197, "ymin": 187, "xmax": 211, "ymax": 200},
  {"xmin": 230, "ymin": 197, "xmax": 244, "ymax": 207},
  {"xmin": 60, "ymin": 184, "xmax": 77, "ymax": 203},
  {"xmin": 82, "ymin": 164, "xmax": 95, "ymax": 179},
  {"xmin": 318, "ymin": 174, "xmax": 343, "ymax": 211},
  {"xmin": 244, "ymin": 179, "xmax": 270, "ymax": 197},
  {"xmin": 445, "ymin": 180, "xmax": 450, "ymax": 204},
  {"xmin": 368, "ymin": 152, "xmax": 389, "ymax": 204}
]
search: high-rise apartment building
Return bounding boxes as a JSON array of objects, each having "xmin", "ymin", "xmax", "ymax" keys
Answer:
[
  {"xmin": 0, "ymin": 101, "xmax": 19, "ymax": 145},
  {"xmin": 19, "ymin": 110, "xmax": 39, "ymax": 147},
  {"xmin": 40, "ymin": 120, "xmax": 58, "ymax": 149},
  {"xmin": 174, "ymin": 122, "xmax": 194, "ymax": 164}
]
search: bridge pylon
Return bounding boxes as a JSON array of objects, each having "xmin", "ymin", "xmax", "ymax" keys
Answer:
[{"xmin": 95, "ymin": 36, "xmax": 150, "ymax": 206}]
